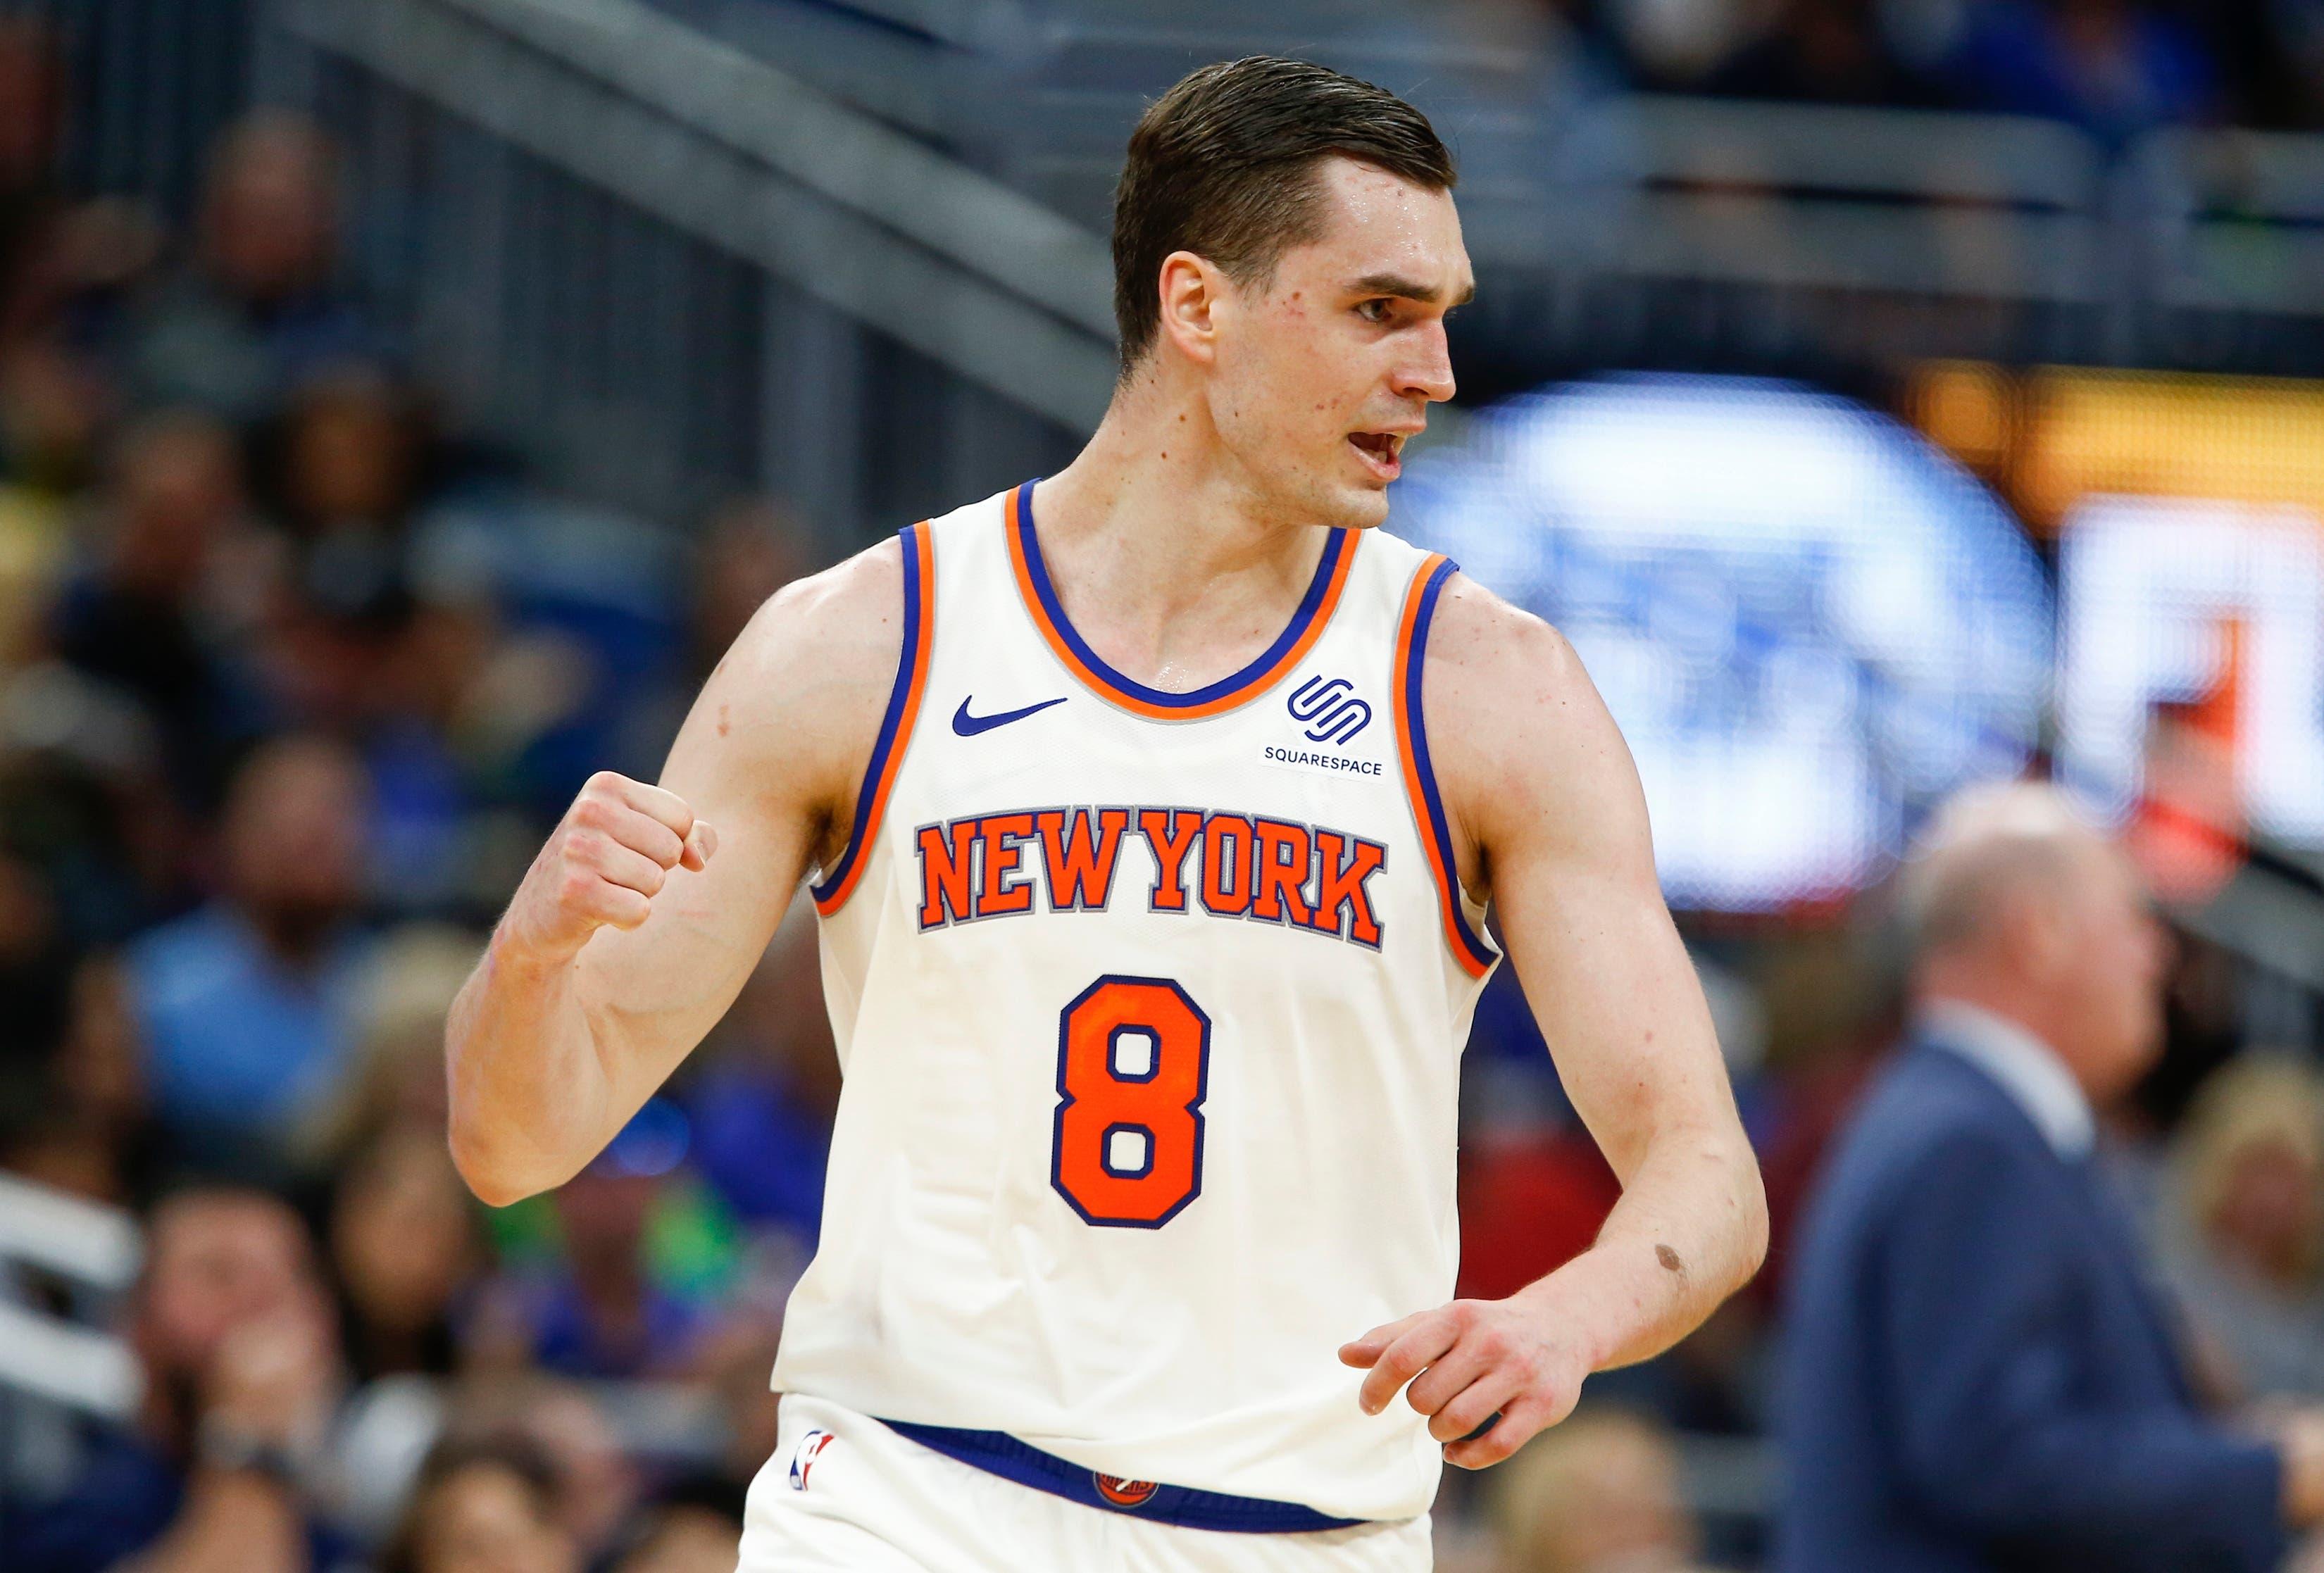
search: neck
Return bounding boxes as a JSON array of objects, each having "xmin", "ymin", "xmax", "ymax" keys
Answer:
[
  {"xmin": 1034, "ymin": 371, "xmax": 1339, "ymax": 691},
  {"xmin": 1916, "ymin": 976, "xmax": 2087, "ymax": 1094}
]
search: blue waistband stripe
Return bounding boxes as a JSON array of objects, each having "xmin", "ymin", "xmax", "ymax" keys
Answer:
[{"xmin": 876, "ymin": 1418, "xmax": 1365, "ymax": 1535}]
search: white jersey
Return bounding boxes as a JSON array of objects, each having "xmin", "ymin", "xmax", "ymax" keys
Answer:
[{"xmin": 771, "ymin": 480, "xmax": 1499, "ymax": 1524}]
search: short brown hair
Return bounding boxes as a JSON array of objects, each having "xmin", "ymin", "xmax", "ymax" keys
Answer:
[{"xmin": 1111, "ymin": 56, "xmax": 1456, "ymax": 371}]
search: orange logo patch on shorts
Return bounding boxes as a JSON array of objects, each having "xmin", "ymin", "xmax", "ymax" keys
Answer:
[{"xmin": 1093, "ymin": 1473, "xmax": 1158, "ymax": 1509}]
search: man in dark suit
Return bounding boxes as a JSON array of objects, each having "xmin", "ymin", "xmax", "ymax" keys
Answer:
[{"xmin": 1775, "ymin": 783, "xmax": 2324, "ymax": 1572}]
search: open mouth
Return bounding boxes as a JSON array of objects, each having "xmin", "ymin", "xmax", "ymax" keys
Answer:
[{"xmin": 1347, "ymin": 430, "xmax": 1406, "ymax": 480}]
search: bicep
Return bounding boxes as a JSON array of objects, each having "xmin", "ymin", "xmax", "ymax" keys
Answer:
[
  {"xmin": 573, "ymin": 560, "xmax": 894, "ymax": 1082},
  {"xmin": 1442, "ymin": 610, "xmax": 1730, "ymax": 1182}
]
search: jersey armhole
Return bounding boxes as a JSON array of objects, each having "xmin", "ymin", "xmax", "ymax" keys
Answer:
[
  {"xmin": 1392, "ymin": 554, "xmax": 1500, "ymax": 979},
  {"xmin": 811, "ymin": 521, "xmax": 935, "ymax": 915}
]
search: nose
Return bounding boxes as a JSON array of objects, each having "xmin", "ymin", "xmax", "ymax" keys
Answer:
[{"xmin": 1394, "ymin": 320, "xmax": 1456, "ymax": 405}]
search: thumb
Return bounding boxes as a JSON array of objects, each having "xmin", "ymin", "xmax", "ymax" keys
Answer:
[{"xmin": 680, "ymin": 820, "xmax": 719, "ymax": 872}]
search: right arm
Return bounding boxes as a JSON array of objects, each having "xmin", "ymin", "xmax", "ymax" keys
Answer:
[{"xmin": 446, "ymin": 538, "xmax": 905, "ymax": 1205}]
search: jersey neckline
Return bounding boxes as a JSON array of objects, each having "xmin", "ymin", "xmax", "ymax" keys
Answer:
[{"xmin": 1003, "ymin": 478, "xmax": 1360, "ymax": 722}]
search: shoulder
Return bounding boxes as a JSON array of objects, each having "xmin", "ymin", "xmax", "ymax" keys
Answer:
[
  {"xmin": 716, "ymin": 533, "xmax": 907, "ymax": 693},
  {"xmin": 1828, "ymin": 1048, "xmax": 2057, "ymax": 1215},
  {"xmin": 671, "ymin": 533, "xmax": 912, "ymax": 826},
  {"xmin": 1413, "ymin": 569, "xmax": 1638, "ymax": 875},
  {"xmin": 1418, "ymin": 570, "xmax": 1589, "ymax": 724}
]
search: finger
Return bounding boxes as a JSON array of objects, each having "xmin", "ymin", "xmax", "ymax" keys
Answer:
[
  {"xmin": 591, "ymin": 882, "xmax": 654, "ymax": 932},
  {"xmin": 679, "ymin": 820, "xmax": 718, "ymax": 872},
  {"xmin": 1444, "ymin": 1393, "xmax": 1551, "ymax": 1470},
  {"xmin": 590, "ymin": 841, "xmax": 670, "ymax": 900},
  {"xmin": 1340, "ymin": 1310, "xmax": 1430, "ymax": 1368},
  {"xmin": 1404, "ymin": 1338, "xmax": 1497, "ymax": 1419},
  {"xmin": 1427, "ymin": 1365, "xmax": 1526, "ymax": 1444},
  {"xmin": 1358, "ymin": 1319, "xmax": 1461, "ymax": 1416},
  {"xmin": 613, "ymin": 811, "xmax": 688, "ymax": 870},
  {"xmin": 615, "ymin": 775, "xmax": 696, "ymax": 839}
]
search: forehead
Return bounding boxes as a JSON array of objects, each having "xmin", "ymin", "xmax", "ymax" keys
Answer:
[
  {"xmin": 154, "ymin": 1197, "xmax": 301, "ymax": 1269},
  {"xmin": 1287, "ymin": 156, "xmax": 1470, "ymax": 289}
]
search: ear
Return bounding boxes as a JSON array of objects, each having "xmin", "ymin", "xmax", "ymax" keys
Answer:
[
  {"xmin": 2000, "ymin": 881, "xmax": 2074, "ymax": 983},
  {"xmin": 1156, "ymin": 250, "xmax": 1225, "ymax": 367}
]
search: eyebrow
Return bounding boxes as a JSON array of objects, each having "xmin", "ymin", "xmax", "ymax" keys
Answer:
[{"xmin": 1351, "ymin": 272, "xmax": 1477, "ymax": 308}]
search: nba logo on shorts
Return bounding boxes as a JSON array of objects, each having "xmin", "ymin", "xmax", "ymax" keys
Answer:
[
  {"xmin": 1093, "ymin": 1472, "xmax": 1158, "ymax": 1509},
  {"xmin": 789, "ymin": 1429, "xmax": 835, "ymax": 1491}
]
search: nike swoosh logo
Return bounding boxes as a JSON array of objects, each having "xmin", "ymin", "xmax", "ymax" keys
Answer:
[{"xmin": 951, "ymin": 695, "xmax": 1068, "ymax": 737}]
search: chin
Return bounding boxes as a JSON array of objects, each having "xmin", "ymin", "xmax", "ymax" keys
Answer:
[{"xmin": 1325, "ymin": 480, "xmax": 1393, "ymax": 532}]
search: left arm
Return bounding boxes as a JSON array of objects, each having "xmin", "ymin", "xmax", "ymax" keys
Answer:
[{"xmin": 1339, "ymin": 575, "xmax": 1768, "ymax": 1467}]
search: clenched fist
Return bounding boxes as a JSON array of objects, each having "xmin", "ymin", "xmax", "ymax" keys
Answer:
[{"xmin": 501, "ymin": 771, "xmax": 718, "ymax": 962}]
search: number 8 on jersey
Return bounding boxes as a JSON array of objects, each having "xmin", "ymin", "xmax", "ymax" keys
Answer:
[{"xmin": 1050, "ymin": 976, "xmax": 1212, "ymax": 1228}]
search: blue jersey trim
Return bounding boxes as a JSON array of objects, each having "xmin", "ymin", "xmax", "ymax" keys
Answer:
[
  {"xmin": 811, "ymin": 521, "xmax": 927, "ymax": 908},
  {"xmin": 1403, "ymin": 556, "xmax": 1499, "ymax": 973},
  {"xmin": 1011, "ymin": 479, "xmax": 1350, "ymax": 711},
  {"xmin": 876, "ymin": 1418, "xmax": 1366, "ymax": 1534}
]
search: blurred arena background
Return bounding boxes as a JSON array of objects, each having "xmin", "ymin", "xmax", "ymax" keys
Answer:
[{"xmin": 2, "ymin": 1, "xmax": 2324, "ymax": 1569}]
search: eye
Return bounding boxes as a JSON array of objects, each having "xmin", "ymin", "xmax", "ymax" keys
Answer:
[{"xmin": 1355, "ymin": 298, "xmax": 1394, "ymax": 325}]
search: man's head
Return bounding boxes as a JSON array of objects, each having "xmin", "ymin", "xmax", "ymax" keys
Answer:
[
  {"xmin": 201, "ymin": 111, "xmax": 339, "ymax": 306},
  {"xmin": 110, "ymin": 409, "xmax": 243, "ymax": 599},
  {"xmin": 132, "ymin": 1187, "xmax": 320, "ymax": 1384},
  {"xmin": 1112, "ymin": 57, "xmax": 1468, "ymax": 529},
  {"xmin": 221, "ymin": 733, "xmax": 370, "ymax": 953},
  {"xmin": 1901, "ymin": 781, "xmax": 2168, "ymax": 1102}
]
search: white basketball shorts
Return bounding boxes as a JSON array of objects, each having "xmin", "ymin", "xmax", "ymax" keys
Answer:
[{"xmin": 737, "ymin": 1393, "xmax": 1432, "ymax": 1572}]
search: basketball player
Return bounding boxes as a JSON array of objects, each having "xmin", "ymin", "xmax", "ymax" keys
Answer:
[{"xmin": 448, "ymin": 57, "xmax": 1766, "ymax": 1570}]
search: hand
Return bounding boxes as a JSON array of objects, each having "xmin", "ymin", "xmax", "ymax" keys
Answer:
[
  {"xmin": 1339, "ymin": 1295, "xmax": 1589, "ymax": 1468},
  {"xmin": 2269, "ymin": 1408, "xmax": 2324, "ymax": 1529},
  {"xmin": 501, "ymin": 771, "xmax": 717, "ymax": 963},
  {"xmin": 201, "ymin": 1302, "xmax": 337, "ymax": 1453}
]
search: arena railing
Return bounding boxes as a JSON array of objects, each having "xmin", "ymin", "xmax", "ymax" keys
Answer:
[{"xmin": 0, "ymin": 1172, "xmax": 142, "ymax": 1422}]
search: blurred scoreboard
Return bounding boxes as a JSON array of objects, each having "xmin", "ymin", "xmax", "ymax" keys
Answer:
[
  {"xmin": 1917, "ymin": 363, "xmax": 2324, "ymax": 858},
  {"xmin": 1394, "ymin": 368, "xmax": 2324, "ymax": 912},
  {"xmin": 1394, "ymin": 375, "xmax": 2050, "ymax": 910}
]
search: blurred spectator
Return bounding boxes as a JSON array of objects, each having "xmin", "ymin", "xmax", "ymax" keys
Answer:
[
  {"xmin": 377, "ymin": 1436, "xmax": 578, "ymax": 1573},
  {"xmin": 682, "ymin": 893, "xmax": 835, "ymax": 1253},
  {"xmin": 47, "ymin": 407, "xmax": 260, "ymax": 809},
  {"xmin": 687, "ymin": 497, "xmax": 809, "ymax": 682},
  {"xmin": 470, "ymin": 1153, "xmax": 716, "ymax": 1381},
  {"xmin": 607, "ymin": 1476, "xmax": 746, "ymax": 1573},
  {"xmin": 1708, "ymin": 0, "xmax": 1939, "ymax": 104},
  {"xmin": 123, "ymin": 734, "xmax": 375, "ymax": 1176},
  {"xmin": 3, "ymin": 953, "xmax": 161, "ymax": 1205},
  {"xmin": 1775, "ymin": 781, "xmax": 2323, "ymax": 1571},
  {"xmin": 1945, "ymin": 0, "xmax": 2218, "ymax": 142},
  {"xmin": 0, "ymin": 846, "xmax": 70, "ymax": 1075},
  {"xmin": 11, "ymin": 1187, "xmax": 353, "ymax": 1572},
  {"xmin": 1487, "ymin": 1405, "xmax": 1725, "ymax": 1572},
  {"xmin": 296, "ymin": 923, "xmax": 477, "ymax": 1169},
  {"xmin": 2158, "ymin": 1055, "xmax": 2324, "ymax": 1400},
  {"xmin": 1601, "ymin": 0, "xmax": 1759, "ymax": 88},
  {"xmin": 0, "ymin": 337, "xmax": 111, "ymax": 645},
  {"xmin": 0, "ymin": 15, "xmax": 61, "ymax": 323},
  {"xmin": 330, "ymin": 1126, "xmax": 480, "ymax": 1382},
  {"xmin": 253, "ymin": 366, "xmax": 430, "ymax": 737},
  {"xmin": 436, "ymin": 1376, "xmax": 639, "ymax": 1555},
  {"xmin": 125, "ymin": 112, "xmax": 384, "ymax": 425}
]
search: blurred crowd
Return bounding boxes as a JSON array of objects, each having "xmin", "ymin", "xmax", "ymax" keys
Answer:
[
  {"xmin": 1547, "ymin": 0, "xmax": 2324, "ymax": 138},
  {"xmin": 4, "ymin": 8, "xmax": 2324, "ymax": 1573},
  {"xmin": 0, "ymin": 13, "xmax": 834, "ymax": 1568}
]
